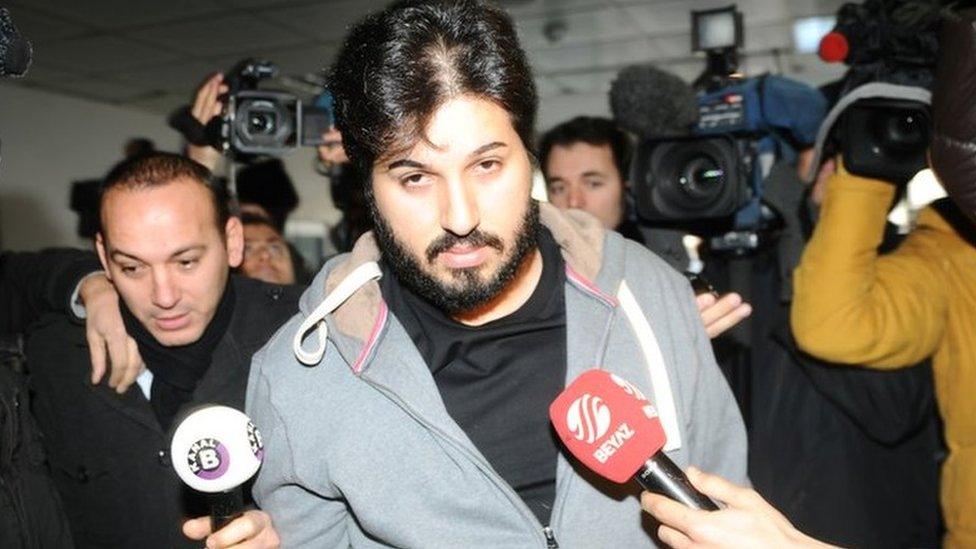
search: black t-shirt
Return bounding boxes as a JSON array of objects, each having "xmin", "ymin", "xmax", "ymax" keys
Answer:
[{"xmin": 380, "ymin": 228, "xmax": 568, "ymax": 525}]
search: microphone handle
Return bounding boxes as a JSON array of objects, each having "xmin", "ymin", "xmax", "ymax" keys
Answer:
[
  {"xmin": 635, "ymin": 453, "xmax": 719, "ymax": 511},
  {"xmin": 208, "ymin": 489, "xmax": 245, "ymax": 532}
]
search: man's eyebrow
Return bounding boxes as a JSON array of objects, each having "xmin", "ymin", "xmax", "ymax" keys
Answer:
[
  {"xmin": 387, "ymin": 158, "xmax": 426, "ymax": 171},
  {"xmin": 109, "ymin": 249, "xmax": 142, "ymax": 263},
  {"xmin": 470, "ymin": 141, "xmax": 507, "ymax": 157},
  {"xmin": 582, "ymin": 170, "xmax": 607, "ymax": 178},
  {"xmin": 386, "ymin": 141, "xmax": 507, "ymax": 170},
  {"xmin": 170, "ymin": 245, "xmax": 206, "ymax": 258}
]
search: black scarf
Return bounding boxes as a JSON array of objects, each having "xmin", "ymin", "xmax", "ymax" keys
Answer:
[{"xmin": 119, "ymin": 282, "xmax": 236, "ymax": 431}]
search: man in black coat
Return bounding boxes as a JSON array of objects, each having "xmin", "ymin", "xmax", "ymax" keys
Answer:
[{"xmin": 24, "ymin": 153, "xmax": 298, "ymax": 548}]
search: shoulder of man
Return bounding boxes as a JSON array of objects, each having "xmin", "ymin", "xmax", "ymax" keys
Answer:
[{"xmin": 228, "ymin": 275, "xmax": 303, "ymax": 348}]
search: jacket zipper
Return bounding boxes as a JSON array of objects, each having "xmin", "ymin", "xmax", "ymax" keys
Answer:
[
  {"xmin": 543, "ymin": 526, "xmax": 559, "ymax": 548},
  {"xmin": 362, "ymin": 377, "xmax": 552, "ymax": 547}
]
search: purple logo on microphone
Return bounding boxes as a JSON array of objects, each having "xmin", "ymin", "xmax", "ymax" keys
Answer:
[{"xmin": 186, "ymin": 437, "xmax": 230, "ymax": 480}]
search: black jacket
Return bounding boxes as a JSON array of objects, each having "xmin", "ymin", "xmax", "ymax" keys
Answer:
[
  {"xmin": 26, "ymin": 275, "xmax": 300, "ymax": 549},
  {"xmin": 708, "ymin": 245, "xmax": 941, "ymax": 549}
]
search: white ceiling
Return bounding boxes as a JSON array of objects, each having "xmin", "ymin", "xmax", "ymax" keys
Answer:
[{"xmin": 3, "ymin": 0, "xmax": 848, "ymax": 115}]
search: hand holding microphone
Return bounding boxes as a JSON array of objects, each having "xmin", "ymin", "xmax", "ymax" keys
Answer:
[
  {"xmin": 171, "ymin": 405, "xmax": 279, "ymax": 548},
  {"xmin": 642, "ymin": 467, "xmax": 835, "ymax": 549},
  {"xmin": 549, "ymin": 370, "xmax": 718, "ymax": 510}
]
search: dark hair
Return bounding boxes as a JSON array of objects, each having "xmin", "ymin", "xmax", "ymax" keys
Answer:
[
  {"xmin": 100, "ymin": 152, "xmax": 230, "ymax": 232},
  {"xmin": 235, "ymin": 158, "xmax": 298, "ymax": 231},
  {"xmin": 240, "ymin": 212, "xmax": 279, "ymax": 233},
  {"xmin": 329, "ymin": 0, "xmax": 537, "ymax": 181},
  {"xmin": 537, "ymin": 116, "xmax": 632, "ymax": 181}
]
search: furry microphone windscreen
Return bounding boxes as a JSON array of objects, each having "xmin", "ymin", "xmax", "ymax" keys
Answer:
[{"xmin": 609, "ymin": 64, "xmax": 698, "ymax": 138}]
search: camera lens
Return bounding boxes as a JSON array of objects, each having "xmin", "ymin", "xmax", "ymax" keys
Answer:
[
  {"xmin": 882, "ymin": 112, "xmax": 926, "ymax": 150},
  {"xmin": 677, "ymin": 155, "xmax": 725, "ymax": 199},
  {"xmin": 638, "ymin": 135, "xmax": 742, "ymax": 221},
  {"xmin": 248, "ymin": 111, "xmax": 277, "ymax": 135}
]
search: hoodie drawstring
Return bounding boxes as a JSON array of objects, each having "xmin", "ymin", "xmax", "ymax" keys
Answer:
[{"xmin": 293, "ymin": 262, "xmax": 383, "ymax": 365}]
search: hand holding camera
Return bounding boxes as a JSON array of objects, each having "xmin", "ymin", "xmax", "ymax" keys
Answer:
[{"xmin": 186, "ymin": 72, "xmax": 229, "ymax": 171}]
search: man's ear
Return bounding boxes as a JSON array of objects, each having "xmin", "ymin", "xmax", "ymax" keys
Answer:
[
  {"xmin": 94, "ymin": 232, "xmax": 113, "ymax": 281},
  {"xmin": 225, "ymin": 216, "xmax": 244, "ymax": 268}
]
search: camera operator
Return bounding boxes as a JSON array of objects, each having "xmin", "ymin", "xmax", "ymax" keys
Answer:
[
  {"xmin": 538, "ymin": 116, "xmax": 752, "ymax": 339},
  {"xmin": 792, "ymin": 153, "xmax": 976, "ymax": 547},
  {"xmin": 608, "ymin": 48, "xmax": 940, "ymax": 544},
  {"xmin": 789, "ymin": 4, "xmax": 976, "ymax": 545}
]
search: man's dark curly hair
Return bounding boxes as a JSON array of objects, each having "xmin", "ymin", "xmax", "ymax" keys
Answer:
[{"xmin": 328, "ymin": 0, "xmax": 537, "ymax": 189}]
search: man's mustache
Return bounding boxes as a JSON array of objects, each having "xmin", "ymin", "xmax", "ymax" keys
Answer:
[{"xmin": 425, "ymin": 230, "xmax": 504, "ymax": 263}]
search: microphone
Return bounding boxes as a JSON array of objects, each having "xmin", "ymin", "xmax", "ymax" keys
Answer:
[
  {"xmin": 549, "ymin": 370, "xmax": 718, "ymax": 510},
  {"xmin": 609, "ymin": 64, "xmax": 699, "ymax": 138},
  {"xmin": 170, "ymin": 405, "xmax": 265, "ymax": 532},
  {"xmin": 0, "ymin": 8, "xmax": 32, "ymax": 78}
]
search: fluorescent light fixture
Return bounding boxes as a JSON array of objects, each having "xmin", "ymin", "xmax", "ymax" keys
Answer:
[{"xmin": 793, "ymin": 16, "xmax": 836, "ymax": 54}]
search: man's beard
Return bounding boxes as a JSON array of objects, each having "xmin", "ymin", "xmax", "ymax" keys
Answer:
[{"xmin": 371, "ymin": 199, "xmax": 540, "ymax": 315}]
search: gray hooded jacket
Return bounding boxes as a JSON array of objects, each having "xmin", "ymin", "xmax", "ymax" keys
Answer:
[{"xmin": 246, "ymin": 203, "xmax": 748, "ymax": 548}]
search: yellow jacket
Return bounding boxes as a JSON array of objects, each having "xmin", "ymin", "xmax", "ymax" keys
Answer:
[{"xmin": 792, "ymin": 168, "xmax": 976, "ymax": 548}]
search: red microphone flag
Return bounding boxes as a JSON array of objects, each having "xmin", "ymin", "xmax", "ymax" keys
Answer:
[{"xmin": 549, "ymin": 369, "xmax": 666, "ymax": 483}]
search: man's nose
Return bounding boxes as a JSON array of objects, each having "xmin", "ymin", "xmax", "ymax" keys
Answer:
[
  {"xmin": 440, "ymin": 178, "xmax": 480, "ymax": 237},
  {"xmin": 256, "ymin": 245, "xmax": 273, "ymax": 263},
  {"xmin": 567, "ymin": 185, "xmax": 586, "ymax": 209},
  {"xmin": 151, "ymin": 268, "xmax": 180, "ymax": 309}
]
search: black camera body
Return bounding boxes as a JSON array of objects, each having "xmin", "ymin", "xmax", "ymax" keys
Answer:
[
  {"xmin": 838, "ymin": 98, "xmax": 930, "ymax": 185},
  {"xmin": 212, "ymin": 59, "xmax": 332, "ymax": 157},
  {"xmin": 807, "ymin": 0, "xmax": 944, "ymax": 187}
]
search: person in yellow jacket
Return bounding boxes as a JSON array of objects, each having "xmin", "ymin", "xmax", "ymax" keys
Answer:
[{"xmin": 791, "ymin": 159, "xmax": 976, "ymax": 548}]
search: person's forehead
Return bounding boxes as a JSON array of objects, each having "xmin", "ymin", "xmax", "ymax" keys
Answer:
[
  {"xmin": 102, "ymin": 178, "xmax": 218, "ymax": 239},
  {"xmin": 394, "ymin": 96, "xmax": 520, "ymax": 162}
]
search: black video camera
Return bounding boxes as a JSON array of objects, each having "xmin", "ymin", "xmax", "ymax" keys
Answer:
[
  {"xmin": 631, "ymin": 6, "xmax": 825, "ymax": 252},
  {"xmin": 812, "ymin": 1, "xmax": 942, "ymax": 186},
  {"xmin": 216, "ymin": 59, "xmax": 333, "ymax": 157},
  {"xmin": 172, "ymin": 59, "xmax": 333, "ymax": 158}
]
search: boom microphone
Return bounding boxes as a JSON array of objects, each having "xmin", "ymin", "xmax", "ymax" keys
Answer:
[
  {"xmin": 171, "ymin": 405, "xmax": 265, "ymax": 532},
  {"xmin": 550, "ymin": 370, "xmax": 718, "ymax": 510},
  {"xmin": 609, "ymin": 64, "xmax": 699, "ymax": 138},
  {"xmin": 0, "ymin": 8, "xmax": 32, "ymax": 78}
]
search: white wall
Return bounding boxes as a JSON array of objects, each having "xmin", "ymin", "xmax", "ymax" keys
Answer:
[
  {"xmin": 537, "ymin": 92, "xmax": 611, "ymax": 135},
  {"xmin": 0, "ymin": 84, "xmax": 341, "ymax": 252},
  {"xmin": 0, "ymin": 85, "xmax": 180, "ymax": 251}
]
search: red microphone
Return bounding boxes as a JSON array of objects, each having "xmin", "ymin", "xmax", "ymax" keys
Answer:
[{"xmin": 550, "ymin": 370, "xmax": 718, "ymax": 510}]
